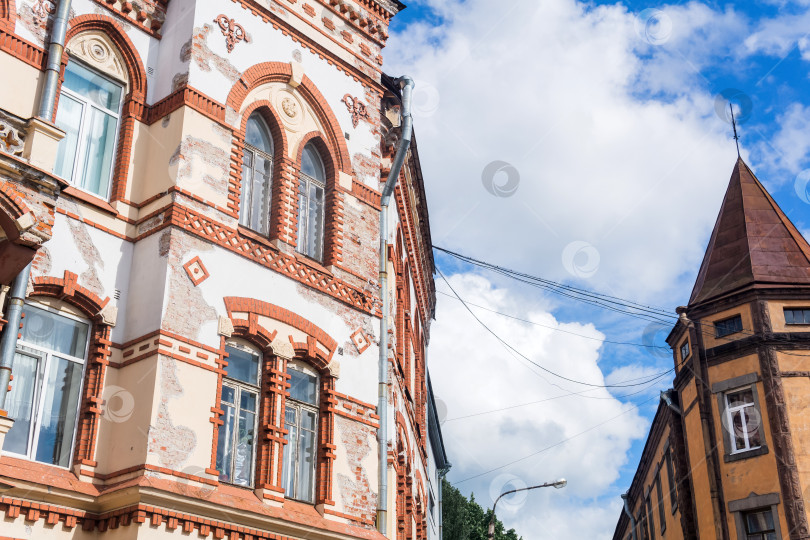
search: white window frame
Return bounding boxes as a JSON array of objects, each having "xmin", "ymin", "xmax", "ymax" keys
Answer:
[
  {"xmin": 217, "ymin": 341, "xmax": 261, "ymax": 487},
  {"xmin": 57, "ymin": 58, "xmax": 124, "ymax": 200},
  {"xmin": 724, "ymin": 388, "xmax": 761, "ymax": 454},
  {"xmin": 296, "ymin": 145, "xmax": 326, "ymax": 262},
  {"xmin": 6, "ymin": 302, "xmax": 90, "ymax": 469},
  {"xmin": 239, "ymin": 114, "xmax": 274, "ymax": 234},
  {"xmin": 282, "ymin": 361, "xmax": 319, "ymax": 503}
]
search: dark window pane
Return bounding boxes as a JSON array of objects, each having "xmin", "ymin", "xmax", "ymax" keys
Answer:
[
  {"xmin": 301, "ymin": 144, "xmax": 325, "ymax": 181},
  {"xmin": 246, "ymin": 113, "xmax": 273, "ymax": 154},
  {"xmin": 21, "ymin": 305, "xmax": 89, "ymax": 358},
  {"xmin": 225, "ymin": 346, "xmax": 259, "ymax": 386},
  {"xmin": 715, "ymin": 315, "xmax": 743, "ymax": 338}
]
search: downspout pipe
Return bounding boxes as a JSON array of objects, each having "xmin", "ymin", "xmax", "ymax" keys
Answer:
[
  {"xmin": 38, "ymin": 0, "xmax": 72, "ymax": 120},
  {"xmin": 0, "ymin": 264, "xmax": 31, "ymax": 410},
  {"xmin": 377, "ymin": 75, "xmax": 414, "ymax": 535},
  {"xmin": 0, "ymin": 0, "xmax": 71, "ymax": 410},
  {"xmin": 621, "ymin": 491, "xmax": 637, "ymax": 540}
]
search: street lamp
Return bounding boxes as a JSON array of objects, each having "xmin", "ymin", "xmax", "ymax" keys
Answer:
[{"xmin": 487, "ymin": 478, "xmax": 567, "ymax": 539}]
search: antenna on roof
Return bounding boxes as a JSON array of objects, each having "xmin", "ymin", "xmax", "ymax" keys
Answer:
[{"xmin": 729, "ymin": 102, "xmax": 741, "ymax": 158}]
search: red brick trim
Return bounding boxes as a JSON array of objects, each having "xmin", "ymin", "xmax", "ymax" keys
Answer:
[
  {"xmin": 89, "ymin": 0, "xmax": 166, "ymax": 38},
  {"xmin": 182, "ymin": 255, "xmax": 210, "ymax": 286},
  {"xmin": 146, "ymin": 84, "xmax": 227, "ymax": 126},
  {"xmin": 0, "ymin": 180, "xmax": 33, "ymax": 242},
  {"xmin": 29, "ymin": 271, "xmax": 112, "ymax": 466},
  {"xmin": 0, "ymin": 0, "xmax": 16, "ymax": 30},
  {"xmin": 63, "ymin": 14, "xmax": 148, "ymax": 204},
  {"xmin": 224, "ymin": 297, "xmax": 338, "ymax": 355},
  {"xmin": 0, "ymin": 26, "xmax": 45, "ymax": 68},
  {"xmin": 226, "ymin": 62, "xmax": 351, "ymax": 175},
  {"xmin": 351, "ymin": 180, "xmax": 381, "ymax": 210}
]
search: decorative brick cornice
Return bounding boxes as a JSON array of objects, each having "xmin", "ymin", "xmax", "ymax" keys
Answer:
[{"xmin": 90, "ymin": 0, "xmax": 166, "ymax": 37}]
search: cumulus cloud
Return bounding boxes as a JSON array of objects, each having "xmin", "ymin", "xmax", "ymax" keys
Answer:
[
  {"xmin": 430, "ymin": 273, "xmax": 648, "ymax": 539},
  {"xmin": 385, "ymin": 0, "xmax": 741, "ymax": 305}
]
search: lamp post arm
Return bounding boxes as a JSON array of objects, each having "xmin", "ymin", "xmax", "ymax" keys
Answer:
[{"xmin": 487, "ymin": 481, "xmax": 565, "ymax": 539}]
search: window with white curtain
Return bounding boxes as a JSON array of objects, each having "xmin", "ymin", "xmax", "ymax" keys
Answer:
[
  {"xmin": 53, "ymin": 60, "xmax": 123, "ymax": 200},
  {"xmin": 239, "ymin": 113, "xmax": 274, "ymax": 234},
  {"xmin": 281, "ymin": 361, "xmax": 319, "ymax": 502},
  {"xmin": 296, "ymin": 143, "xmax": 326, "ymax": 261},
  {"xmin": 216, "ymin": 342, "xmax": 261, "ymax": 487},
  {"xmin": 3, "ymin": 303, "xmax": 89, "ymax": 467}
]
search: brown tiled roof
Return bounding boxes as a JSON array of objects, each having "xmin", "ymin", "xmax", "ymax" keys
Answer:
[{"xmin": 689, "ymin": 158, "xmax": 810, "ymax": 305}]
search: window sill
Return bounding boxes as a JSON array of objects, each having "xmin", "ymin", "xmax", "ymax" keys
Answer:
[
  {"xmin": 724, "ymin": 445, "xmax": 768, "ymax": 463},
  {"xmin": 294, "ymin": 252, "xmax": 332, "ymax": 276},
  {"xmin": 62, "ymin": 186, "xmax": 119, "ymax": 216}
]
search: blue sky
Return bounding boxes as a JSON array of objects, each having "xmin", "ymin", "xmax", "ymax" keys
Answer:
[{"xmin": 385, "ymin": 0, "xmax": 810, "ymax": 538}]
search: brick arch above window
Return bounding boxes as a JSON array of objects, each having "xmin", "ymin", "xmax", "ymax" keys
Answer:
[
  {"xmin": 226, "ymin": 62, "xmax": 351, "ymax": 175},
  {"xmin": 65, "ymin": 15, "xmax": 147, "ymax": 102}
]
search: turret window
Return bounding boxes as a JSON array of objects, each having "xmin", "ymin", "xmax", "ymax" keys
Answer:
[
  {"xmin": 784, "ymin": 308, "xmax": 810, "ymax": 325},
  {"xmin": 742, "ymin": 509, "xmax": 777, "ymax": 540},
  {"xmin": 715, "ymin": 315, "xmax": 743, "ymax": 338},
  {"xmin": 725, "ymin": 388, "xmax": 762, "ymax": 453}
]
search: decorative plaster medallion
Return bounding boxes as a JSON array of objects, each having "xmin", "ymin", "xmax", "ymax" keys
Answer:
[
  {"xmin": 281, "ymin": 97, "xmax": 298, "ymax": 118},
  {"xmin": 350, "ymin": 328, "xmax": 371, "ymax": 354},
  {"xmin": 0, "ymin": 121, "xmax": 24, "ymax": 157},
  {"xmin": 66, "ymin": 32, "xmax": 128, "ymax": 84},
  {"xmin": 183, "ymin": 256, "xmax": 210, "ymax": 286},
  {"xmin": 274, "ymin": 90, "xmax": 305, "ymax": 131},
  {"xmin": 341, "ymin": 94, "xmax": 370, "ymax": 128},
  {"xmin": 214, "ymin": 14, "xmax": 249, "ymax": 53}
]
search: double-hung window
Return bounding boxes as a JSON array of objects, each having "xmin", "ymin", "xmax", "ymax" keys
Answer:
[
  {"xmin": 3, "ymin": 303, "xmax": 89, "ymax": 468},
  {"xmin": 680, "ymin": 341, "xmax": 690, "ymax": 361},
  {"xmin": 216, "ymin": 343, "xmax": 260, "ymax": 487},
  {"xmin": 239, "ymin": 113, "xmax": 274, "ymax": 234},
  {"xmin": 54, "ymin": 60, "xmax": 123, "ymax": 200},
  {"xmin": 725, "ymin": 387, "xmax": 762, "ymax": 454},
  {"xmin": 282, "ymin": 361, "xmax": 319, "ymax": 502},
  {"xmin": 296, "ymin": 143, "xmax": 326, "ymax": 261}
]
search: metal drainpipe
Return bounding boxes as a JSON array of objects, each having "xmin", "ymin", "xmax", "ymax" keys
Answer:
[
  {"xmin": 38, "ymin": 0, "xmax": 72, "ymax": 120},
  {"xmin": 0, "ymin": 0, "xmax": 71, "ymax": 409},
  {"xmin": 438, "ymin": 465, "xmax": 451, "ymax": 540},
  {"xmin": 621, "ymin": 492, "xmax": 637, "ymax": 540},
  {"xmin": 377, "ymin": 75, "xmax": 414, "ymax": 535}
]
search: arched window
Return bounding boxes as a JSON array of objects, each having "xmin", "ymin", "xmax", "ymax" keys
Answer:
[
  {"xmin": 239, "ymin": 113, "xmax": 274, "ymax": 234},
  {"xmin": 216, "ymin": 341, "xmax": 261, "ymax": 486},
  {"xmin": 297, "ymin": 143, "xmax": 326, "ymax": 261},
  {"xmin": 281, "ymin": 360, "xmax": 319, "ymax": 502},
  {"xmin": 3, "ymin": 302, "xmax": 90, "ymax": 467},
  {"xmin": 53, "ymin": 59, "xmax": 123, "ymax": 200}
]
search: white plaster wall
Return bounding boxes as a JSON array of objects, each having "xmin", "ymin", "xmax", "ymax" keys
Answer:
[
  {"xmin": 124, "ymin": 232, "xmax": 167, "ymax": 343},
  {"xmin": 148, "ymin": 0, "xmax": 197, "ymax": 104},
  {"xmin": 38, "ymin": 213, "xmax": 134, "ymax": 343},
  {"xmin": 179, "ymin": 242, "xmax": 381, "ymax": 403}
]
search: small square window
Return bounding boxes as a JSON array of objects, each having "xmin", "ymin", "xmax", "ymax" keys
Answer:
[
  {"xmin": 680, "ymin": 341, "xmax": 690, "ymax": 360},
  {"xmin": 715, "ymin": 315, "xmax": 743, "ymax": 338},
  {"xmin": 784, "ymin": 308, "xmax": 810, "ymax": 325}
]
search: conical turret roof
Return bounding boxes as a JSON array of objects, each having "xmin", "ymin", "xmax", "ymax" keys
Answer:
[{"xmin": 689, "ymin": 158, "xmax": 810, "ymax": 305}]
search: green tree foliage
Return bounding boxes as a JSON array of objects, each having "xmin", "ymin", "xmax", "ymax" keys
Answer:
[{"xmin": 441, "ymin": 479, "xmax": 523, "ymax": 540}]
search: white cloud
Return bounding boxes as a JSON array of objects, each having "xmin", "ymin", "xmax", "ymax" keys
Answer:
[
  {"xmin": 386, "ymin": 0, "xmax": 741, "ymax": 305},
  {"xmin": 430, "ymin": 273, "xmax": 648, "ymax": 539},
  {"xmin": 753, "ymin": 102, "xmax": 810, "ymax": 176}
]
